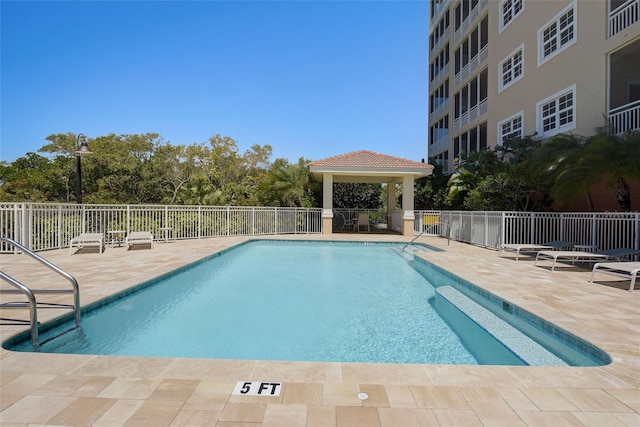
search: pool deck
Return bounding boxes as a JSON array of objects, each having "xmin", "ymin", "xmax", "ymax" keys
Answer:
[{"xmin": 1, "ymin": 234, "xmax": 638, "ymax": 426}]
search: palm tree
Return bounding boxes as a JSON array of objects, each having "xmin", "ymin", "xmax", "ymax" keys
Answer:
[
  {"xmin": 533, "ymin": 131, "xmax": 640, "ymax": 211},
  {"xmin": 259, "ymin": 159, "xmax": 317, "ymax": 207},
  {"xmin": 584, "ymin": 130, "xmax": 640, "ymax": 211}
]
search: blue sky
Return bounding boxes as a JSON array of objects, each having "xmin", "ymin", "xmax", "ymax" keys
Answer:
[{"xmin": 1, "ymin": 0, "xmax": 428, "ymax": 164}]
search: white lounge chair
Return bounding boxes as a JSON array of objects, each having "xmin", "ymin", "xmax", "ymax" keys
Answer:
[
  {"xmin": 69, "ymin": 233, "xmax": 105, "ymax": 254},
  {"xmin": 534, "ymin": 250, "xmax": 609, "ymax": 271},
  {"xmin": 356, "ymin": 213, "xmax": 370, "ymax": 232},
  {"xmin": 125, "ymin": 232, "xmax": 154, "ymax": 250},
  {"xmin": 500, "ymin": 240, "xmax": 574, "ymax": 261},
  {"xmin": 589, "ymin": 262, "xmax": 640, "ymax": 291}
]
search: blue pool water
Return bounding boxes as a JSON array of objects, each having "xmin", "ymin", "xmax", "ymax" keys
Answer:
[{"xmin": 5, "ymin": 240, "xmax": 610, "ymax": 366}]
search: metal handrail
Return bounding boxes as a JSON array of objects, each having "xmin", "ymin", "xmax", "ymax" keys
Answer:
[
  {"xmin": 403, "ymin": 230, "xmax": 428, "ymax": 251},
  {"xmin": 0, "ymin": 237, "xmax": 81, "ymax": 346},
  {"xmin": 0, "ymin": 271, "xmax": 38, "ymax": 345}
]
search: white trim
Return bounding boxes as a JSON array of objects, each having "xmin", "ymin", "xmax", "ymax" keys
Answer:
[
  {"xmin": 497, "ymin": 111, "xmax": 524, "ymax": 145},
  {"xmin": 499, "ymin": 0, "xmax": 524, "ymax": 33},
  {"xmin": 537, "ymin": 0, "xmax": 577, "ymax": 67},
  {"xmin": 498, "ymin": 43, "xmax": 525, "ymax": 93},
  {"xmin": 536, "ymin": 84, "xmax": 577, "ymax": 138}
]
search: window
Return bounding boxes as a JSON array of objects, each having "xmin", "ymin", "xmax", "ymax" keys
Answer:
[
  {"xmin": 499, "ymin": 44, "xmax": 524, "ymax": 92},
  {"xmin": 538, "ymin": 1, "xmax": 576, "ymax": 65},
  {"xmin": 536, "ymin": 85, "xmax": 576, "ymax": 137},
  {"xmin": 499, "ymin": 0, "xmax": 524, "ymax": 32},
  {"xmin": 497, "ymin": 112, "xmax": 524, "ymax": 145}
]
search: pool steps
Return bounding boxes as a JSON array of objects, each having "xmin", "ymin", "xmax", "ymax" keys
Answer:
[{"xmin": 436, "ymin": 286, "xmax": 568, "ymax": 366}]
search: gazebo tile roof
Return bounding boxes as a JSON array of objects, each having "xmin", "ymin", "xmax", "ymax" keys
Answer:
[{"xmin": 308, "ymin": 150, "xmax": 432, "ymax": 170}]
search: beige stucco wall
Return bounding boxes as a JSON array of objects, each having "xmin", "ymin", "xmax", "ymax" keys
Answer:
[{"xmin": 486, "ymin": 0, "xmax": 608, "ymax": 146}]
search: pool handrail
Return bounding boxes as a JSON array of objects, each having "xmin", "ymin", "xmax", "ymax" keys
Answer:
[{"xmin": 0, "ymin": 237, "xmax": 81, "ymax": 346}]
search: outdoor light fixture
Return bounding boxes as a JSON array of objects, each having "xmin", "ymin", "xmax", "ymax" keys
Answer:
[{"xmin": 75, "ymin": 134, "xmax": 92, "ymax": 204}]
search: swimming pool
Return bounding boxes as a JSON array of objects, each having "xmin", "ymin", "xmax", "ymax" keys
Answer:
[{"xmin": 5, "ymin": 240, "xmax": 610, "ymax": 366}]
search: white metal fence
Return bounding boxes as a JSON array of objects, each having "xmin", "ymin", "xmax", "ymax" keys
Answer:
[
  {"xmin": 0, "ymin": 203, "xmax": 322, "ymax": 253},
  {"xmin": 1, "ymin": 203, "xmax": 638, "ymax": 255},
  {"xmin": 419, "ymin": 211, "xmax": 640, "ymax": 253}
]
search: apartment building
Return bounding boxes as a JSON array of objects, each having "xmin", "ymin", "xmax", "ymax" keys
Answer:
[{"xmin": 428, "ymin": 0, "xmax": 640, "ymax": 173}]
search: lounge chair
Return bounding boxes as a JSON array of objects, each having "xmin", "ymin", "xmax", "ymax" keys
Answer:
[
  {"xmin": 500, "ymin": 240, "xmax": 575, "ymax": 261},
  {"xmin": 356, "ymin": 213, "xmax": 370, "ymax": 232},
  {"xmin": 534, "ymin": 250, "xmax": 609, "ymax": 271},
  {"xmin": 596, "ymin": 247, "xmax": 640, "ymax": 261},
  {"xmin": 69, "ymin": 233, "xmax": 105, "ymax": 254},
  {"xmin": 589, "ymin": 262, "xmax": 640, "ymax": 291},
  {"xmin": 125, "ymin": 232, "xmax": 154, "ymax": 250}
]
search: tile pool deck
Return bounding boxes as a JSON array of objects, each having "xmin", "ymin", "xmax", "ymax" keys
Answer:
[{"xmin": 0, "ymin": 235, "xmax": 638, "ymax": 426}]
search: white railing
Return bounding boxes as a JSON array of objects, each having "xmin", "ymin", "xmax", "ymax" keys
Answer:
[
  {"xmin": 609, "ymin": 0, "xmax": 639, "ymax": 37},
  {"xmin": 429, "ymin": 134, "xmax": 450, "ymax": 156},
  {"xmin": 430, "ymin": 211, "xmax": 640, "ymax": 253},
  {"xmin": 0, "ymin": 203, "xmax": 322, "ymax": 253},
  {"xmin": 609, "ymin": 99, "xmax": 640, "ymax": 134},
  {"xmin": 430, "ymin": 31, "xmax": 447, "ymax": 57},
  {"xmin": 430, "ymin": 63, "xmax": 450, "ymax": 88},
  {"xmin": 431, "ymin": 99, "xmax": 449, "ymax": 119},
  {"xmin": 3, "ymin": 204, "xmax": 638, "ymax": 255}
]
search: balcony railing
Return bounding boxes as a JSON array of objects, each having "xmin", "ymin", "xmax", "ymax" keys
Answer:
[
  {"xmin": 609, "ymin": 0, "xmax": 639, "ymax": 37},
  {"xmin": 428, "ymin": 134, "xmax": 450, "ymax": 156},
  {"xmin": 430, "ymin": 63, "xmax": 450, "ymax": 88},
  {"xmin": 430, "ymin": 99, "xmax": 449, "ymax": 121},
  {"xmin": 609, "ymin": 99, "xmax": 640, "ymax": 134}
]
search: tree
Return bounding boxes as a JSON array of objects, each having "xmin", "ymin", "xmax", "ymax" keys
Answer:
[
  {"xmin": 0, "ymin": 153, "xmax": 59, "ymax": 201},
  {"xmin": 259, "ymin": 158, "xmax": 319, "ymax": 207},
  {"xmin": 582, "ymin": 130, "xmax": 640, "ymax": 211},
  {"xmin": 531, "ymin": 131, "xmax": 640, "ymax": 211},
  {"xmin": 332, "ymin": 183, "xmax": 383, "ymax": 210}
]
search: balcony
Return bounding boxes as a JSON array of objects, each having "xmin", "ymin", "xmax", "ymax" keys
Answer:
[
  {"xmin": 609, "ymin": 0, "xmax": 639, "ymax": 37},
  {"xmin": 453, "ymin": 0, "xmax": 488, "ymax": 45},
  {"xmin": 430, "ymin": 99, "xmax": 449, "ymax": 121},
  {"xmin": 453, "ymin": 98, "xmax": 488, "ymax": 131},
  {"xmin": 609, "ymin": 38, "xmax": 640, "ymax": 134},
  {"xmin": 454, "ymin": 45, "xmax": 488, "ymax": 88},
  {"xmin": 609, "ymin": 99, "xmax": 640, "ymax": 134},
  {"xmin": 430, "ymin": 63, "xmax": 450, "ymax": 88},
  {"xmin": 429, "ymin": 133, "xmax": 450, "ymax": 156}
]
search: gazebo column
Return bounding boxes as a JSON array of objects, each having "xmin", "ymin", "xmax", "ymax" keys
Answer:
[
  {"xmin": 322, "ymin": 173, "xmax": 334, "ymax": 235},
  {"xmin": 402, "ymin": 175, "xmax": 415, "ymax": 237},
  {"xmin": 386, "ymin": 182, "xmax": 396, "ymax": 231}
]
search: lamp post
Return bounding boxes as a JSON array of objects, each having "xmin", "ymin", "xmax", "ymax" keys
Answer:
[{"xmin": 75, "ymin": 134, "xmax": 92, "ymax": 204}]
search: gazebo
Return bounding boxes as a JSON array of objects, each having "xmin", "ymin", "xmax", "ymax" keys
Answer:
[{"xmin": 308, "ymin": 150, "xmax": 434, "ymax": 236}]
